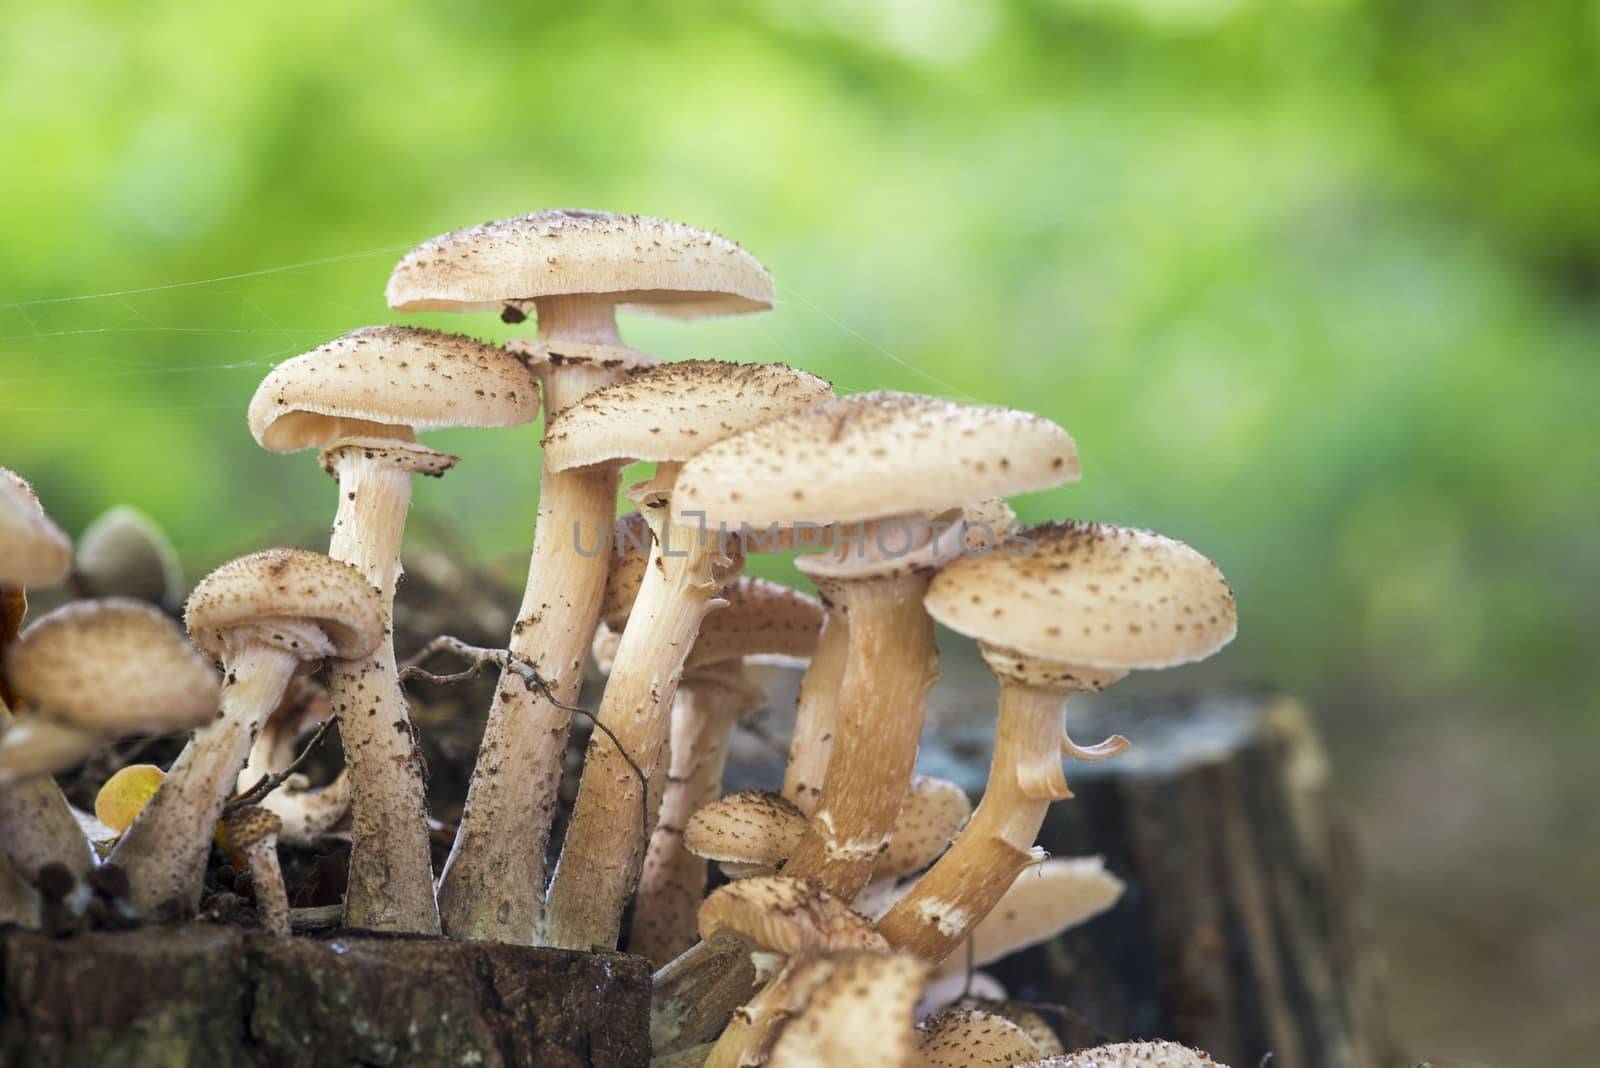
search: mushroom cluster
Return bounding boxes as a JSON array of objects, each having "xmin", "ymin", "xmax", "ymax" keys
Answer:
[{"xmin": 0, "ymin": 209, "xmax": 1238, "ymax": 1066}]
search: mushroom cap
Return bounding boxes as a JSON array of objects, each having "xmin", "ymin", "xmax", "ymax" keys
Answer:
[
  {"xmin": 930, "ymin": 857, "xmax": 1125, "ymax": 979},
  {"xmin": 247, "ymin": 326, "xmax": 540, "ymax": 452},
  {"xmin": 6, "ymin": 598, "xmax": 220, "ymax": 733},
  {"xmin": 0, "ymin": 714, "xmax": 102, "ymax": 785},
  {"xmin": 672, "ymin": 392, "xmax": 1079, "ymax": 529},
  {"xmin": 965, "ymin": 1000, "xmax": 1065, "ymax": 1057},
  {"xmin": 542, "ymin": 361, "xmax": 833, "ymax": 472},
  {"xmin": 697, "ymin": 876, "xmax": 886, "ymax": 955},
  {"xmin": 685, "ymin": 790, "xmax": 808, "ymax": 868},
  {"xmin": 385, "ymin": 209, "xmax": 775, "ymax": 319},
  {"xmin": 926, "ymin": 521, "xmax": 1236, "ymax": 673},
  {"xmin": 687, "ymin": 578, "xmax": 825, "ymax": 670},
  {"xmin": 877, "ymin": 776, "xmax": 972, "ymax": 880},
  {"xmin": 597, "ymin": 512, "xmax": 655, "ymax": 630},
  {"xmin": 767, "ymin": 951, "xmax": 927, "ymax": 1068},
  {"xmin": 0, "ymin": 468, "xmax": 72, "ymax": 589},
  {"xmin": 224, "ymin": 805, "xmax": 283, "ymax": 851},
  {"xmin": 1030, "ymin": 1041, "xmax": 1225, "ymax": 1067},
  {"xmin": 184, "ymin": 549, "xmax": 385, "ymax": 664},
  {"xmin": 75, "ymin": 506, "xmax": 185, "ymax": 609},
  {"xmin": 915, "ymin": 1006, "xmax": 1042, "ymax": 1068}
]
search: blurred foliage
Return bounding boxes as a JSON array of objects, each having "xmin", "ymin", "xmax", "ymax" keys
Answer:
[{"xmin": 2, "ymin": 0, "xmax": 1597, "ymax": 733}]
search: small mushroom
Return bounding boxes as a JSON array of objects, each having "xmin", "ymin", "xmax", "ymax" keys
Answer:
[
  {"xmin": 766, "ymin": 950, "xmax": 927, "ymax": 1068},
  {"xmin": 108, "ymin": 549, "xmax": 384, "ymax": 920},
  {"xmin": 236, "ymin": 678, "xmax": 349, "ymax": 847},
  {"xmin": 672, "ymin": 392, "xmax": 1080, "ymax": 902},
  {"xmin": 73, "ymin": 505, "xmax": 184, "ymax": 611},
  {"xmin": 1024, "ymin": 1040, "xmax": 1226, "ymax": 1067},
  {"xmin": 914, "ymin": 1005, "xmax": 1041, "ymax": 1068},
  {"xmin": 877, "ymin": 522, "xmax": 1235, "ymax": 962},
  {"xmin": 250, "ymin": 326, "xmax": 538, "ymax": 935},
  {"xmin": 224, "ymin": 805, "xmax": 289, "ymax": 936},
  {"xmin": 0, "ymin": 466, "xmax": 72, "ymax": 702},
  {"xmin": 389, "ymin": 210, "xmax": 774, "ymax": 945},
  {"xmin": 541, "ymin": 361, "xmax": 832, "ymax": 951}
]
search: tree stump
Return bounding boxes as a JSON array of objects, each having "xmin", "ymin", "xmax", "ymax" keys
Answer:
[
  {"xmin": 0, "ymin": 926, "xmax": 650, "ymax": 1067},
  {"xmin": 959, "ymin": 695, "xmax": 1396, "ymax": 1068}
]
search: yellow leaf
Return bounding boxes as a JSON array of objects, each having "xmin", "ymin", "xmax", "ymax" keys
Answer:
[{"xmin": 95, "ymin": 764, "xmax": 166, "ymax": 832}]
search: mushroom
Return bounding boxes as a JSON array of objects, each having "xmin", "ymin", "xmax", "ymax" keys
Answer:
[
  {"xmin": 1024, "ymin": 1041, "xmax": 1226, "ymax": 1067},
  {"xmin": 876, "ymin": 521, "xmax": 1235, "ymax": 962},
  {"xmin": 671, "ymin": 392, "xmax": 1080, "ymax": 901},
  {"xmin": 108, "ymin": 549, "xmax": 384, "ymax": 920},
  {"xmin": 224, "ymin": 805, "xmax": 289, "ymax": 936},
  {"xmin": 2, "ymin": 599, "xmax": 217, "ymax": 899},
  {"xmin": 698, "ymin": 876, "xmax": 887, "ymax": 1068},
  {"xmin": 0, "ymin": 466, "xmax": 72, "ymax": 702},
  {"xmin": 539, "ymin": 360, "xmax": 832, "ymax": 951},
  {"xmin": 388, "ymin": 211, "xmax": 775, "ymax": 945},
  {"xmin": 765, "ymin": 950, "xmax": 927, "ymax": 1068},
  {"xmin": 914, "ymin": 1005, "xmax": 1042, "ymax": 1068},
  {"xmin": 249, "ymin": 325, "xmax": 539, "ymax": 934},
  {"xmin": 236, "ymin": 678, "xmax": 349, "ymax": 847},
  {"xmin": 778, "ymin": 608, "xmax": 846, "ymax": 818},
  {"xmin": 0, "ymin": 852, "xmax": 40, "ymax": 929},
  {"xmin": 74, "ymin": 505, "xmax": 184, "ymax": 611}
]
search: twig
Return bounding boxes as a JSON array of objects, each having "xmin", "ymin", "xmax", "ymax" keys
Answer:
[
  {"xmin": 397, "ymin": 635, "xmax": 650, "ymax": 843},
  {"xmin": 226, "ymin": 717, "xmax": 336, "ymax": 813}
]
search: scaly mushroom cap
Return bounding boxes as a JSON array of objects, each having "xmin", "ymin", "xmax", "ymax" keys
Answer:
[
  {"xmin": 597, "ymin": 512, "xmax": 655, "ymax": 630},
  {"xmin": 6, "ymin": 599, "xmax": 220, "ymax": 732},
  {"xmin": 927, "ymin": 521, "xmax": 1236, "ymax": 674},
  {"xmin": 698, "ymin": 876, "xmax": 886, "ymax": 955},
  {"xmin": 0, "ymin": 468, "xmax": 71, "ymax": 589},
  {"xmin": 767, "ymin": 951, "xmax": 927, "ymax": 1068},
  {"xmin": 542, "ymin": 360, "xmax": 832, "ymax": 473},
  {"xmin": 915, "ymin": 1006, "xmax": 1042, "ymax": 1068},
  {"xmin": 385, "ymin": 209, "xmax": 775, "ymax": 319},
  {"xmin": 672, "ymin": 392, "xmax": 1079, "ymax": 530},
  {"xmin": 877, "ymin": 776, "xmax": 972, "ymax": 880},
  {"xmin": 1030, "ymin": 1041, "xmax": 1225, "ymax": 1067},
  {"xmin": 687, "ymin": 578, "xmax": 824, "ymax": 670},
  {"xmin": 685, "ymin": 790, "xmax": 808, "ymax": 868},
  {"xmin": 184, "ymin": 549, "xmax": 385, "ymax": 664},
  {"xmin": 224, "ymin": 805, "xmax": 283, "ymax": 851},
  {"xmin": 75, "ymin": 506, "xmax": 185, "ymax": 608},
  {"xmin": 965, "ymin": 1001, "xmax": 1065, "ymax": 1057},
  {"xmin": 961, "ymin": 497, "xmax": 1018, "ymax": 554},
  {"xmin": 247, "ymin": 326, "xmax": 540, "ymax": 452},
  {"xmin": 929, "ymin": 857, "xmax": 1125, "ymax": 979}
]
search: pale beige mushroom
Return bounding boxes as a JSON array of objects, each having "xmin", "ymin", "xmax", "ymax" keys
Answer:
[
  {"xmin": 74, "ymin": 505, "xmax": 184, "ymax": 610},
  {"xmin": 109, "ymin": 550, "xmax": 384, "ymax": 920},
  {"xmin": 250, "ymin": 325, "xmax": 538, "ymax": 934},
  {"xmin": 225, "ymin": 805, "xmax": 289, "ymax": 936},
  {"xmin": 878, "ymin": 522, "xmax": 1235, "ymax": 962},
  {"xmin": 390, "ymin": 211, "xmax": 776, "ymax": 945},
  {"xmin": 914, "ymin": 1005, "xmax": 1041, "ymax": 1068},
  {"xmin": 672, "ymin": 392, "xmax": 1079, "ymax": 902},
  {"xmin": 541, "ymin": 360, "xmax": 831, "ymax": 951},
  {"xmin": 1025, "ymin": 1041, "xmax": 1227, "ymax": 1067},
  {"xmin": 766, "ymin": 950, "xmax": 927, "ymax": 1068}
]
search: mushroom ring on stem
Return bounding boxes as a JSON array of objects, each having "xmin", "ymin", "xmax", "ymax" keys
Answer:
[
  {"xmin": 387, "ymin": 210, "xmax": 776, "ymax": 944},
  {"xmin": 108, "ymin": 549, "xmax": 384, "ymax": 921},
  {"xmin": 876, "ymin": 521, "xmax": 1236, "ymax": 962},
  {"xmin": 250, "ymin": 325, "xmax": 539, "ymax": 934},
  {"xmin": 541, "ymin": 359, "xmax": 833, "ymax": 951}
]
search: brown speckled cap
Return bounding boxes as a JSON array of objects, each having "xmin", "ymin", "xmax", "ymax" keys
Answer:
[
  {"xmin": 185, "ymin": 549, "xmax": 385, "ymax": 664},
  {"xmin": 5, "ymin": 598, "xmax": 219, "ymax": 733},
  {"xmin": 671, "ymin": 392, "xmax": 1079, "ymax": 530},
  {"xmin": 767, "ymin": 951, "xmax": 926, "ymax": 1068},
  {"xmin": 385, "ymin": 210, "xmax": 775, "ymax": 319},
  {"xmin": 597, "ymin": 512, "xmax": 655, "ymax": 630},
  {"xmin": 687, "ymin": 578, "xmax": 824, "ymax": 670},
  {"xmin": 877, "ymin": 776, "xmax": 971, "ymax": 880},
  {"xmin": 915, "ymin": 1006, "xmax": 1041, "ymax": 1068},
  {"xmin": 925, "ymin": 521, "xmax": 1236, "ymax": 673},
  {"xmin": 1030, "ymin": 1040, "xmax": 1224, "ymax": 1067},
  {"xmin": 0, "ymin": 468, "xmax": 72, "ymax": 589},
  {"xmin": 697, "ymin": 876, "xmax": 885, "ymax": 955},
  {"xmin": 248, "ymin": 326, "xmax": 539, "ymax": 452},
  {"xmin": 224, "ymin": 805, "xmax": 283, "ymax": 851},
  {"xmin": 685, "ymin": 790, "xmax": 808, "ymax": 868},
  {"xmin": 543, "ymin": 361, "xmax": 832, "ymax": 473}
]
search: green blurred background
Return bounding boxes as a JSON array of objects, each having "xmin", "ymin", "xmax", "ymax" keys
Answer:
[{"xmin": 3, "ymin": 1, "xmax": 1596, "ymax": 1062}]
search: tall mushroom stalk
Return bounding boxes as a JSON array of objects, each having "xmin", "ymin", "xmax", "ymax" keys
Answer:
[
  {"xmin": 780, "ymin": 608, "xmax": 847, "ymax": 816},
  {"xmin": 876, "ymin": 521, "xmax": 1236, "ymax": 962},
  {"xmin": 385, "ymin": 211, "xmax": 776, "ymax": 944},
  {"xmin": 539, "ymin": 360, "xmax": 832, "ymax": 951},
  {"xmin": 249, "ymin": 326, "xmax": 539, "ymax": 933},
  {"xmin": 110, "ymin": 550, "xmax": 384, "ymax": 919}
]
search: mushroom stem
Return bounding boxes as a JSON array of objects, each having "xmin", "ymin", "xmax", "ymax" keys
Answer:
[
  {"xmin": 0, "ymin": 850, "xmax": 40, "ymax": 929},
  {"xmin": 783, "ymin": 573, "xmax": 940, "ymax": 901},
  {"xmin": 780, "ymin": 610, "xmax": 847, "ymax": 817},
  {"xmin": 875, "ymin": 675, "xmax": 1076, "ymax": 962},
  {"xmin": 245, "ymin": 838, "xmax": 291, "ymax": 936},
  {"xmin": 437, "ymin": 301, "xmax": 626, "ymax": 944},
  {"xmin": 630, "ymin": 666, "xmax": 759, "ymax": 964},
  {"xmin": 543, "ymin": 521, "xmax": 742, "ymax": 950},
  {"xmin": 0, "ymin": 702, "xmax": 95, "ymax": 885},
  {"xmin": 324, "ymin": 447, "xmax": 440, "ymax": 934},
  {"xmin": 110, "ymin": 642, "xmax": 299, "ymax": 919}
]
